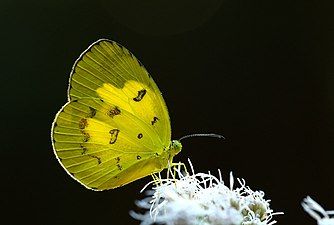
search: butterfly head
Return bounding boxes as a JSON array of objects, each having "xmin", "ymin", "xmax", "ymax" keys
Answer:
[{"xmin": 170, "ymin": 140, "xmax": 182, "ymax": 157}]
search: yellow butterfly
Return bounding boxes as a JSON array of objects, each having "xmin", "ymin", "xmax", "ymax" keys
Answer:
[{"xmin": 51, "ymin": 39, "xmax": 182, "ymax": 190}]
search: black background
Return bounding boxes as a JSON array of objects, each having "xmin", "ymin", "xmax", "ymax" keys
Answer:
[{"xmin": 2, "ymin": 0, "xmax": 334, "ymax": 224}]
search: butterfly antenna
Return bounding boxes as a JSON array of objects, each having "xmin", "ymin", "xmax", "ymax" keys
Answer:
[{"xmin": 178, "ymin": 133, "xmax": 225, "ymax": 141}]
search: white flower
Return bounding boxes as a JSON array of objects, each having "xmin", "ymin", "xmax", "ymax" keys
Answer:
[
  {"xmin": 302, "ymin": 196, "xmax": 334, "ymax": 225},
  {"xmin": 131, "ymin": 160, "xmax": 282, "ymax": 225}
]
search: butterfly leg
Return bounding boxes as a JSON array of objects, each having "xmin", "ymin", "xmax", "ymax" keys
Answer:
[
  {"xmin": 151, "ymin": 173, "xmax": 162, "ymax": 186},
  {"xmin": 171, "ymin": 162, "xmax": 189, "ymax": 177}
]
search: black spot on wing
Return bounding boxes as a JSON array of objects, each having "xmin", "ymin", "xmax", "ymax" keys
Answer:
[
  {"xmin": 114, "ymin": 157, "xmax": 120, "ymax": 163},
  {"xmin": 151, "ymin": 116, "xmax": 159, "ymax": 125},
  {"xmin": 89, "ymin": 107, "xmax": 96, "ymax": 118},
  {"xmin": 82, "ymin": 131, "xmax": 90, "ymax": 142},
  {"xmin": 88, "ymin": 154, "xmax": 101, "ymax": 164},
  {"xmin": 133, "ymin": 89, "xmax": 146, "ymax": 102},
  {"xmin": 109, "ymin": 129, "xmax": 120, "ymax": 144},
  {"xmin": 80, "ymin": 144, "xmax": 87, "ymax": 154},
  {"xmin": 107, "ymin": 106, "xmax": 121, "ymax": 118},
  {"xmin": 79, "ymin": 118, "xmax": 88, "ymax": 129},
  {"xmin": 117, "ymin": 164, "xmax": 123, "ymax": 171}
]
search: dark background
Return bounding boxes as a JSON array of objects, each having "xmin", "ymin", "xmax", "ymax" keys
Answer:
[{"xmin": 2, "ymin": 0, "xmax": 334, "ymax": 224}]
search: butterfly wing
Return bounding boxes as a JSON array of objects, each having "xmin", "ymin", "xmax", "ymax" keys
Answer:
[
  {"xmin": 68, "ymin": 39, "xmax": 170, "ymax": 144},
  {"xmin": 51, "ymin": 39, "xmax": 171, "ymax": 190}
]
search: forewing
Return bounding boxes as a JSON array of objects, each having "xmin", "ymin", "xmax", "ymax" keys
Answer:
[{"xmin": 68, "ymin": 39, "xmax": 171, "ymax": 145}]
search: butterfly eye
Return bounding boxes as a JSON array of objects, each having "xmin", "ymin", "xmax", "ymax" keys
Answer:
[{"xmin": 170, "ymin": 140, "xmax": 182, "ymax": 156}]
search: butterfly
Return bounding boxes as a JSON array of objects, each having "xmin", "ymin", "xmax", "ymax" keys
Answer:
[{"xmin": 51, "ymin": 39, "xmax": 182, "ymax": 191}]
